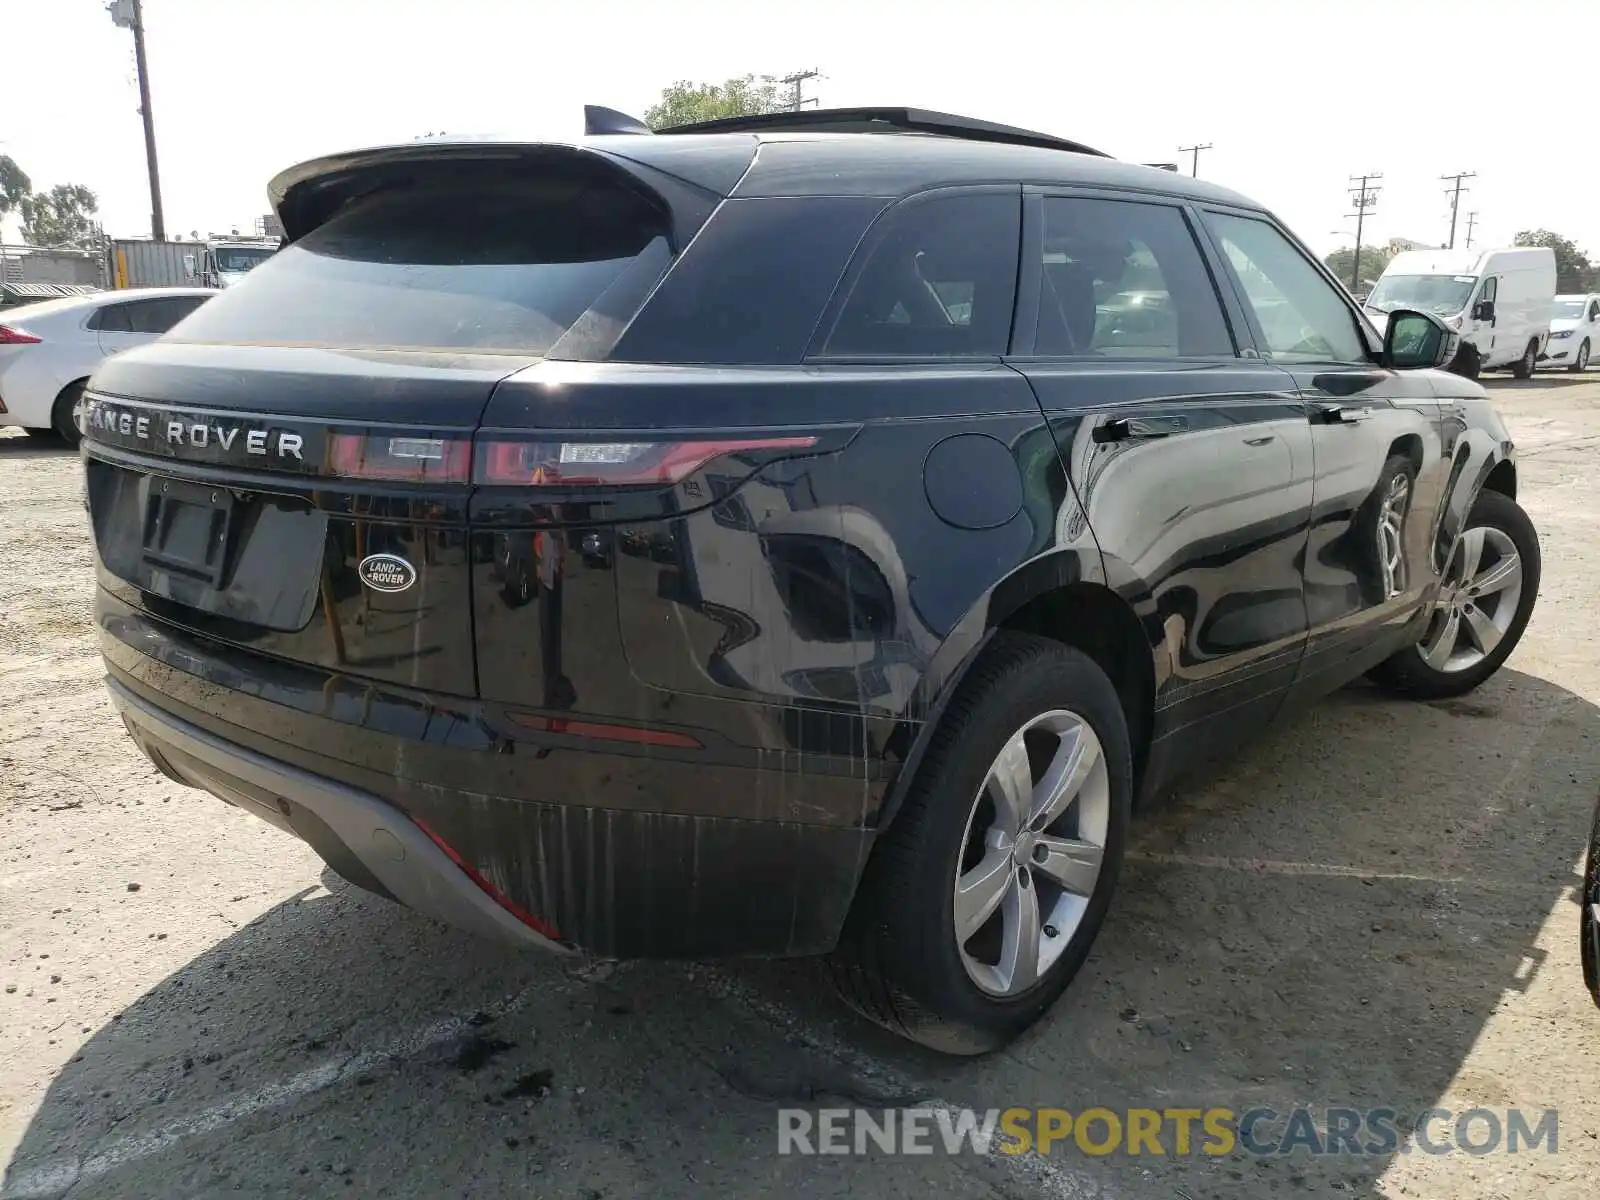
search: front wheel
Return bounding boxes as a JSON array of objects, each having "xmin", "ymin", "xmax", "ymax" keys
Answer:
[
  {"xmin": 1448, "ymin": 342, "xmax": 1481, "ymax": 380},
  {"xmin": 1570, "ymin": 339, "xmax": 1591, "ymax": 374},
  {"xmin": 1367, "ymin": 489, "xmax": 1540, "ymax": 700},
  {"xmin": 827, "ymin": 632, "xmax": 1132, "ymax": 1055},
  {"xmin": 1510, "ymin": 339, "xmax": 1538, "ymax": 380}
]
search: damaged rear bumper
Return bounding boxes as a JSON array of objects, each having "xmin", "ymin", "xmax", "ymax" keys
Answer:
[
  {"xmin": 111, "ymin": 677, "xmax": 575, "ymax": 954},
  {"xmin": 100, "ymin": 596, "xmax": 879, "ymax": 960}
]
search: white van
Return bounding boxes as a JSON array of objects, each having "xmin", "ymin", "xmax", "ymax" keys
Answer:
[{"xmin": 1364, "ymin": 246, "xmax": 1557, "ymax": 378}]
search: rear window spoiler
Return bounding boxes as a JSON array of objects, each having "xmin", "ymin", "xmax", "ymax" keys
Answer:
[{"xmin": 267, "ymin": 140, "xmax": 725, "ymax": 246}]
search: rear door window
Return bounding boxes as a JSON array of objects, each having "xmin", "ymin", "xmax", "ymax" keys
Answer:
[
  {"xmin": 165, "ymin": 176, "xmax": 671, "ymax": 355},
  {"xmin": 1035, "ymin": 197, "xmax": 1235, "ymax": 357},
  {"xmin": 818, "ymin": 191, "xmax": 1021, "ymax": 358},
  {"xmin": 125, "ymin": 296, "xmax": 209, "ymax": 334},
  {"xmin": 88, "ymin": 303, "xmax": 133, "ymax": 332}
]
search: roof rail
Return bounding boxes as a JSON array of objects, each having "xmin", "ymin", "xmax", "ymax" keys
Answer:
[{"xmin": 651, "ymin": 106, "xmax": 1110, "ymax": 158}]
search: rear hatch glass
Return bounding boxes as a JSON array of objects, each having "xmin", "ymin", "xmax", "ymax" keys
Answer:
[
  {"xmin": 87, "ymin": 158, "xmax": 676, "ymax": 699},
  {"xmin": 166, "ymin": 174, "xmax": 672, "ymax": 356}
]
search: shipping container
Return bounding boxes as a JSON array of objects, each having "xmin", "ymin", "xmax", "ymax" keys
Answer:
[{"xmin": 105, "ymin": 239, "xmax": 204, "ymax": 289}]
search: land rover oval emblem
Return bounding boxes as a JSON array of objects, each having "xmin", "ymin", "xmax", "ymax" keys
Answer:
[{"xmin": 358, "ymin": 553, "xmax": 416, "ymax": 593}]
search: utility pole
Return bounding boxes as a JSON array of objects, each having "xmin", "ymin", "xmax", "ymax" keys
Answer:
[
  {"xmin": 779, "ymin": 69, "xmax": 821, "ymax": 112},
  {"xmin": 108, "ymin": 0, "xmax": 165, "ymax": 241},
  {"xmin": 1178, "ymin": 142, "xmax": 1213, "ymax": 178},
  {"xmin": 1346, "ymin": 172, "xmax": 1382, "ymax": 292},
  {"xmin": 1464, "ymin": 211, "xmax": 1479, "ymax": 250},
  {"xmin": 1440, "ymin": 171, "xmax": 1476, "ymax": 250}
]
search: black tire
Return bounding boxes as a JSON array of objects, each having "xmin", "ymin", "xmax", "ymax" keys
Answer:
[
  {"xmin": 1569, "ymin": 339, "xmax": 1591, "ymax": 375},
  {"xmin": 51, "ymin": 379, "xmax": 87, "ymax": 446},
  {"xmin": 1583, "ymin": 795, "xmax": 1600, "ymax": 1008},
  {"xmin": 1510, "ymin": 339, "xmax": 1537, "ymax": 380},
  {"xmin": 1354, "ymin": 454, "xmax": 1415, "ymax": 605},
  {"xmin": 827, "ymin": 632, "xmax": 1132, "ymax": 1055},
  {"xmin": 1448, "ymin": 342, "xmax": 1481, "ymax": 380},
  {"xmin": 1367, "ymin": 489, "xmax": 1539, "ymax": 700}
]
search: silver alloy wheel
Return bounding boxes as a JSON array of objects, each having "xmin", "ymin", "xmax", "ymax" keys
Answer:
[
  {"xmin": 1377, "ymin": 472, "xmax": 1410, "ymax": 599},
  {"xmin": 1419, "ymin": 525, "xmax": 1524, "ymax": 673},
  {"xmin": 953, "ymin": 709, "xmax": 1110, "ymax": 997}
]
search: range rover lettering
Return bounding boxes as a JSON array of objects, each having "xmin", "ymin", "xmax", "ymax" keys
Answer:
[{"xmin": 82, "ymin": 106, "xmax": 1540, "ymax": 1054}]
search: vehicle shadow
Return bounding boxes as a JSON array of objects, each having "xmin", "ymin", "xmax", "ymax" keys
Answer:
[
  {"xmin": 1482, "ymin": 373, "xmax": 1594, "ymax": 390},
  {"xmin": 3, "ymin": 669, "xmax": 1595, "ymax": 1199},
  {"xmin": 0, "ymin": 432, "xmax": 74, "ymax": 459}
]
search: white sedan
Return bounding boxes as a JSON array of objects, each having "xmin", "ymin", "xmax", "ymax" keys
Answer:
[
  {"xmin": 1540, "ymin": 293, "xmax": 1599, "ymax": 373},
  {"xmin": 0, "ymin": 287, "xmax": 216, "ymax": 444}
]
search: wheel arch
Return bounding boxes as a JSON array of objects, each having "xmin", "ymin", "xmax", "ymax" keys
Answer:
[{"xmin": 875, "ymin": 549, "xmax": 1154, "ymax": 831}]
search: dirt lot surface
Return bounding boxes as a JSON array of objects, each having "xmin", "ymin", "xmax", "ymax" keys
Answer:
[{"xmin": 3, "ymin": 374, "xmax": 1599, "ymax": 1200}]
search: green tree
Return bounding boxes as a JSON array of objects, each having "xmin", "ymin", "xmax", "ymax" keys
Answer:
[
  {"xmin": 1513, "ymin": 229, "xmax": 1591, "ymax": 281},
  {"xmin": 0, "ymin": 154, "xmax": 31, "ymax": 221},
  {"xmin": 644, "ymin": 75, "xmax": 790, "ymax": 130},
  {"xmin": 1323, "ymin": 244, "xmax": 1393, "ymax": 290},
  {"xmin": 19, "ymin": 183, "xmax": 100, "ymax": 250}
]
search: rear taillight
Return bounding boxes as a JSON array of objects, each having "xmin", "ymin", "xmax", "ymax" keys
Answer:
[
  {"xmin": 475, "ymin": 437, "xmax": 817, "ymax": 487},
  {"xmin": 327, "ymin": 433, "xmax": 471, "ymax": 483},
  {"xmin": 0, "ymin": 325, "xmax": 42, "ymax": 345}
]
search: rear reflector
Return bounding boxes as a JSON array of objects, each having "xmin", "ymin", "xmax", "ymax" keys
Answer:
[
  {"xmin": 411, "ymin": 816, "xmax": 565, "ymax": 942},
  {"xmin": 328, "ymin": 432, "xmax": 471, "ymax": 483},
  {"xmin": 508, "ymin": 712, "xmax": 703, "ymax": 749},
  {"xmin": 477, "ymin": 437, "xmax": 817, "ymax": 487},
  {"xmin": 0, "ymin": 325, "xmax": 42, "ymax": 345}
]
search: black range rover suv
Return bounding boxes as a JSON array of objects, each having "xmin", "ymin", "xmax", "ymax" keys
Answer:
[{"xmin": 81, "ymin": 107, "xmax": 1540, "ymax": 1053}]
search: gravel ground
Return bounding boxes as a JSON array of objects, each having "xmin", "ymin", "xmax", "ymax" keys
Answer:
[{"xmin": 3, "ymin": 373, "xmax": 1599, "ymax": 1200}]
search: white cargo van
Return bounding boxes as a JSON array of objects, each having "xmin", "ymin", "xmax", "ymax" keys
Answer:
[{"xmin": 1364, "ymin": 246, "xmax": 1556, "ymax": 378}]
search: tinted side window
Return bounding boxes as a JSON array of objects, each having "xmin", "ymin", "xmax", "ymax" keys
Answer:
[
  {"xmin": 89, "ymin": 303, "xmax": 133, "ymax": 333},
  {"xmin": 610, "ymin": 197, "xmax": 886, "ymax": 364},
  {"xmin": 1204, "ymin": 213, "xmax": 1368, "ymax": 363},
  {"xmin": 125, "ymin": 296, "xmax": 208, "ymax": 334},
  {"xmin": 1037, "ymin": 198, "xmax": 1234, "ymax": 357},
  {"xmin": 820, "ymin": 192, "xmax": 1020, "ymax": 358}
]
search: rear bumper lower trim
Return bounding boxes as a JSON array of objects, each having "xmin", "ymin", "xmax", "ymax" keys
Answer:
[{"xmin": 107, "ymin": 675, "xmax": 573, "ymax": 955}]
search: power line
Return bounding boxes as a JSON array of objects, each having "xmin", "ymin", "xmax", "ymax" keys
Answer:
[
  {"xmin": 1440, "ymin": 172, "xmax": 1476, "ymax": 250},
  {"xmin": 1178, "ymin": 142, "xmax": 1213, "ymax": 178},
  {"xmin": 778, "ymin": 70, "xmax": 821, "ymax": 112},
  {"xmin": 1346, "ymin": 172, "xmax": 1382, "ymax": 291}
]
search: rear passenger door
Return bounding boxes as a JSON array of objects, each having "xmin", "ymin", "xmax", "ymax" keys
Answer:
[
  {"xmin": 1008, "ymin": 191, "xmax": 1316, "ymax": 771},
  {"xmin": 1195, "ymin": 209, "xmax": 1449, "ymax": 695}
]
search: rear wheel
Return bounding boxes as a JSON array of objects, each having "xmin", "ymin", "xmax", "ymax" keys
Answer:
[
  {"xmin": 51, "ymin": 379, "xmax": 87, "ymax": 446},
  {"xmin": 828, "ymin": 632, "xmax": 1131, "ymax": 1055},
  {"xmin": 1367, "ymin": 489, "xmax": 1539, "ymax": 700},
  {"xmin": 1570, "ymin": 339, "xmax": 1591, "ymax": 374},
  {"xmin": 1510, "ymin": 339, "xmax": 1538, "ymax": 380}
]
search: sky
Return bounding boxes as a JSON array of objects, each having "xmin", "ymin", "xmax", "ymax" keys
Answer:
[{"xmin": 3, "ymin": 0, "xmax": 1598, "ymax": 261}]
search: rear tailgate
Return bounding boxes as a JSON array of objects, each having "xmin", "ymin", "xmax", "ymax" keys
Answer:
[{"xmin": 84, "ymin": 143, "xmax": 707, "ymax": 698}]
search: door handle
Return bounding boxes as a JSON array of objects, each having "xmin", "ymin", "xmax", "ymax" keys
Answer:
[
  {"xmin": 1093, "ymin": 415, "xmax": 1189, "ymax": 443},
  {"xmin": 1313, "ymin": 404, "xmax": 1374, "ymax": 425}
]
